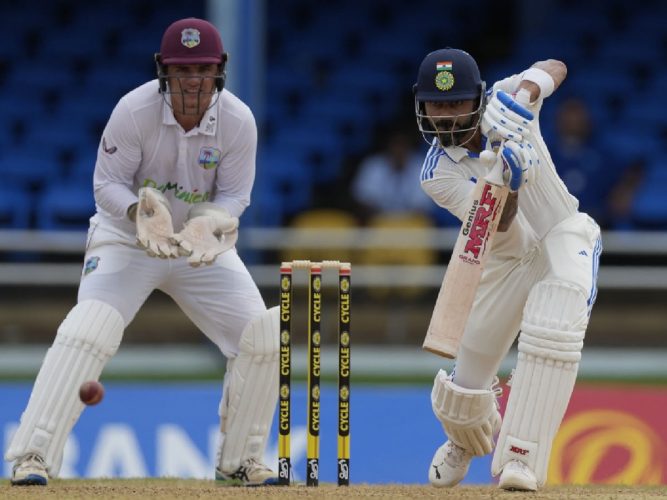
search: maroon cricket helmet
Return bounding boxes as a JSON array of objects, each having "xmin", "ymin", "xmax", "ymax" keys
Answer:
[{"xmin": 158, "ymin": 18, "xmax": 225, "ymax": 65}]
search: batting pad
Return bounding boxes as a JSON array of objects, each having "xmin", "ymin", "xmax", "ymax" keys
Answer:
[
  {"xmin": 492, "ymin": 280, "xmax": 587, "ymax": 486},
  {"xmin": 431, "ymin": 370, "xmax": 501, "ymax": 456},
  {"xmin": 5, "ymin": 300, "xmax": 124, "ymax": 476},
  {"xmin": 217, "ymin": 306, "xmax": 279, "ymax": 472}
]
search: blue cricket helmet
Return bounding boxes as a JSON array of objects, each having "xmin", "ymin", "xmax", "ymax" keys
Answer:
[
  {"xmin": 413, "ymin": 48, "xmax": 487, "ymax": 148},
  {"xmin": 413, "ymin": 48, "xmax": 484, "ymax": 102}
]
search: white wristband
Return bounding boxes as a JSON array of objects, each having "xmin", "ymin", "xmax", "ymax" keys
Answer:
[{"xmin": 521, "ymin": 67, "xmax": 555, "ymax": 100}]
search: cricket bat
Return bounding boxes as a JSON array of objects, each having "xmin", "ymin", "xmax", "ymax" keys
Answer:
[{"xmin": 423, "ymin": 148, "xmax": 510, "ymax": 358}]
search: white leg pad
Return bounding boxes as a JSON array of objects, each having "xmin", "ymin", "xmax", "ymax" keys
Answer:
[
  {"xmin": 431, "ymin": 370, "xmax": 501, "ymax": 456},
  {"xmin": 217, "ymin": 306, "xmax": 279, "ymax": 472},
  {"xmin": 5, "ymin": 300, "xmax": 124, "ymax": 476},
  {"xmin": 492, "ymin": 280, "xmax": 588, "ymax": 486}
]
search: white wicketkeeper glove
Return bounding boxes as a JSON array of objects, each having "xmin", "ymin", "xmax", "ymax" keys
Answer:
[
  {"xmin": 135, "ymin": 187, "xmax": 180, "ymax": 258},
  {"xmin": 171, "ymin": 203, "xmax": 239, "ymax": 267},
  {"xmin": 481, "ymin": 89, "xmax": 535, "ymax": 143}
]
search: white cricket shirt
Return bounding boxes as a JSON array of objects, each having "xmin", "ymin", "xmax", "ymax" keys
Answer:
[
  {"xmin": 91, "ymin": 80, "xmax": 257, "ymax": 237},
  {"xmin": 420, "ymin": 71, "xmax": 580, "ymax": 256}
]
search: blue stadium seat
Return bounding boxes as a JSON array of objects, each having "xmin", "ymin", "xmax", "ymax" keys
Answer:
[
  {"xmin": 623, "ymin": 100, "xmax": 667, "ymax": 133},
  {"xmin": 597, "ymin": 39, "xmax": 661, "ymax": 68},
  {"xmin": 599, "ymin": 129, "xmax": 661, "ymax": 167},
  {"xmin": 85, "ymin": 64, "xmax": 154, "ymax": 102},
  {"xmin": 546, "ymin": 6, "xmax": 610, "ymax": 37},
  {"xmin": 58, "ymin": 91, "xmax": 114, "ymax": 130},
  {"xmin": 68, "ymin": 149, "xmax": 99, "ymax": 184},
  {"xmin": 269, "ymin": 125, "xmax": 344, "ymax": 184},
  {"xmin": 629, "ymin": 10, "xmax": 667, "ymax": 38},
  {"xmin": 0, "ymin": 94, "xmax": 48, "ymax": 121},
  {"xmin": 328, "ymin": 64, "xmax": 400, "ymax": 95},
  {"xmin": 564, "ymin": 68, "xmax": 635, "ymax": 100},
  {"xmin": 27, "ymin": 119, "xmax": 92, "ymax": 161},
  {"xmin": 36, "ymin": 182, "xmax": 95, "ymax": 230},
  {"xmin": 241, "ymin": 180, "xmax": 285, "ymax": 228},
  {"xmin": 361, "ymin": 33, "xmax": 426, "ymax": 63},
  {"xmin": 631, "ymin": 172, "xmax": 667, "ymax": 230},
  {"xmin": 512, "ymin": 35, "xmax": 581, "ymax": 69},
  {"xmin": 6, "ymin": 64, "xmax": 77, "ymax": 94},
  {"xmin": 0, "ymin": 187, "xmax": 31, "ymax": 228},
  {"xmin": 38, "ymin": 29, "xmax": 106, "ymax": 60},
  {"xmin": 257, "ymin": 146, "xmax": 313, "ymax": 216},
  {"xmin": 0, "ymin": 147, "xmax": 61, "ymax": 190},
  {"xmin": 647, "ymin": 71, "xmax": 667, "ymax": 98}
]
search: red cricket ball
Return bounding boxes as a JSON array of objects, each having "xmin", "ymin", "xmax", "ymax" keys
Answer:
[{"xmin": 79, "ymin": 380, "xmax": 105, "ymax": 406}]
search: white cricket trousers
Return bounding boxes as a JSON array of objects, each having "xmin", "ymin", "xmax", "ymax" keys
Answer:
[
  {"xmin": 79, "ymin": 223, "xmax": 267, "ymax": 357},
  {"xmin": 455, "ymin": 212, "xmax": 601, "ymax": 388}
]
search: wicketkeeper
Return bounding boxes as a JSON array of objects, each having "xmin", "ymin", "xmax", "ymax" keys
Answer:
[
  {"xmin": 6, "ymin": 18, "xmax": 280, "ymax": 487},
  {"xmin": 414, "ymin": 48, "xmax": 602, "ymax": 491}
]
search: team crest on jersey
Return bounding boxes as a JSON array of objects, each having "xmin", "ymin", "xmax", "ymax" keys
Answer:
[
  {"xmin": 181, "ymin": 28, "xmax": 201, "ymax": 48},
  {"xmin": 198, "ymin": 147, "xmax": 221, "ymax": 169},
  {"xmin": 83, "ymin": 256, "xmax": 100, "ymax": 276},
  {"xmin": 435, "ymin": 71, "xmax": 455, "ymax": 91}
]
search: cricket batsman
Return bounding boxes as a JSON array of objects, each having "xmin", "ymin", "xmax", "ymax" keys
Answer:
[{"xmin": 413, "ymin": 48, "xmax": 602, "ymax": 490}]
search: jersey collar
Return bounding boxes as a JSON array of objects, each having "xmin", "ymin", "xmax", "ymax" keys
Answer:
[
  {"xmin": 443, "ymin": 134, "xmax": 490, "ymax": 162},
  {"xmin": 162, "ymin": 96, "xmax": 219, "ymax": 136},
  {"xmin": 198, "ymin": 102, "xmax": 219, "ymax": 136}
]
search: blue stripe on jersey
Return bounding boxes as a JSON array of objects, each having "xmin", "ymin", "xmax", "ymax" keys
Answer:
[
  {"xmin": 421, "ymin": 144, "xmax": 445, "ymax": 181},
  {"xmin": 587, "ymin": 236, "xmax": 603, "ymax": 314}
]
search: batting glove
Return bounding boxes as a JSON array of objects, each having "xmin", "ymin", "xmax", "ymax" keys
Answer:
[
  {"xmin": 481, "ymin": 89, "xmax": 535, "ymax": 143},
  {"xmin": 501, "ymin": 140, "xmax": 538, "ymax": 191}
]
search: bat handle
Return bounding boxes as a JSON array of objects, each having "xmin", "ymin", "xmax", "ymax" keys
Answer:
[
  {"xmin": 485, "ymin": 150, "xmax": 506, "ymax": 186},
  {"xmin": 480, "ymin": 133, "xmax": 506, "ymax": 186}
]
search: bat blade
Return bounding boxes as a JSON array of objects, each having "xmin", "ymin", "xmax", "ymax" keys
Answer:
[{"xmin": 423, "ymin": 173, "xmax": 509, "ymax": 358}]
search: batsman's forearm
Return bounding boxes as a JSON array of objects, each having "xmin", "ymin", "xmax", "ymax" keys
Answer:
[
  {"xmin": 498, "ymin": 192, "xmax": 518, "ymax": 232},
  {"xmin": 519, "ymin": 60, "xmax": 567, "ymax": 101}
]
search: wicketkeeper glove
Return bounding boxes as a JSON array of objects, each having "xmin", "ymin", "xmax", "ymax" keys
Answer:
[
  {"xmin": 135, "ymin": 187, "xmax": 180, "ymax": 258},
  {"xmin": 171, "ymin": 203, "xmax": 239, "ymax": 267}
]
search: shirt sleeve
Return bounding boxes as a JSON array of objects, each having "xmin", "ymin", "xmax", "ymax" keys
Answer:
[
  {"xmin": 421, "ymin": 156, "xmax": 475, "ymax": 223},
  {"xmin": 93, "ymin": 98, "xmax": 142, "ymax": 220},
  {"xmin": 212, "ymin": 111, "xmax": 257, "ymax": 218}
]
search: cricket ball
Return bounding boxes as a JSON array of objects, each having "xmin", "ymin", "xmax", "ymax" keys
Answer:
[{"xmin": 79, "ymin": 380, "xmax": 104, "ymax": 406}]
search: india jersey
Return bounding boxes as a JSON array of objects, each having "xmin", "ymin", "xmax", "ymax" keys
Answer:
[
  {"xmin": 91, "ymin": 80, "xmax": 257, "ymax": 238},
  {"xmin": 420, "ymin": 71, "xmax": 580, "ymax": 256}
]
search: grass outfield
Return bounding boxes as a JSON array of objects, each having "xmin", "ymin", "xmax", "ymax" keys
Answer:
[{"xmin": 1, "ymin": 480, "xmax": 666, "ymax": 499}]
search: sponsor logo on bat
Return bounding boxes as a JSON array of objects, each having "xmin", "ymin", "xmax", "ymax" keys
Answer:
[{"xmin": 461, "ymin": 184, "xmax": 499, "ymax": 260}]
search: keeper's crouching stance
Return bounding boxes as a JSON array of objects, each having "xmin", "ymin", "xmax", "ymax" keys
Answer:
[
  {"xmin": 5, "ymin": 300, "xmax": 124, "ymax": 485},
  {"xmin": 413, "ymin": 47, "xmax": 601, "ymax": 491},
  {"xmin": 6, "ymin": 304, "xmax": 280, "ymax": 486},
  {"xmin": 7, "ymin": 17, "xmax": 282, "ymax": 487}
]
